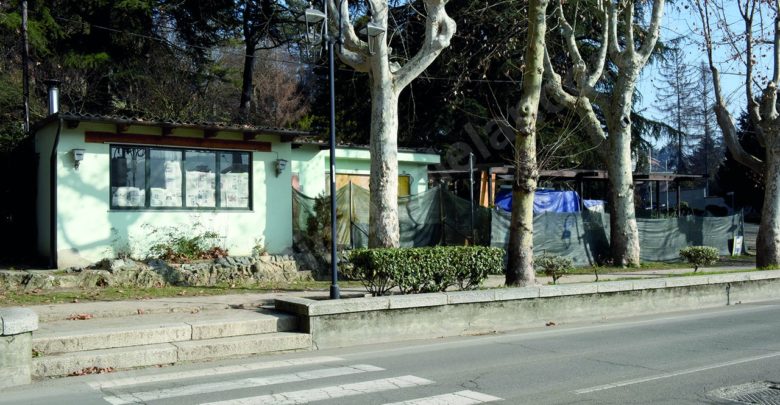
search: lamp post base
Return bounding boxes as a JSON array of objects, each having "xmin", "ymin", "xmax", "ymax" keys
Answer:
[{"xmin": 330, "ymin": 284, "xmax": 341, "ymax": 300}]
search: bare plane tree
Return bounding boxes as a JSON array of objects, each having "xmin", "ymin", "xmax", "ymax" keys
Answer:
[
  {"xmin": 329, "ymin": 0, "xmax": 456, "ymax": 248},
  {"xmin": 543, "ymin": 0, "xmax": 665, "ymax": 267},
  {"xmin": 506, "ymin": 0, "xmax": 550, "ymax": 287},
  {"xmin": 693, "ymin": 0, "xmax": 780, "ymax": 267}
]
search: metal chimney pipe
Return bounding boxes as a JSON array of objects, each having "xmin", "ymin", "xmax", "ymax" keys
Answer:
[{"xmin": 44, "ymin": 79, "xmax": 60, "ymax": 115}]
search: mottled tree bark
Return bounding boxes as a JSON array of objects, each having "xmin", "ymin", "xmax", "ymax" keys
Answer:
[{"xmin": 506, "ymin": 0, "xmax": 548, "ymax": 286}]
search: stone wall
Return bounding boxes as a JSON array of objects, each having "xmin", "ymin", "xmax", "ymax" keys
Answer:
[
  {"xmin": 0, "ymin": 255, "xmax": 311, "ymax": 291},
  {"xmin": 276, "ymin": 271, "xmax": 780, "ymax": 349}
]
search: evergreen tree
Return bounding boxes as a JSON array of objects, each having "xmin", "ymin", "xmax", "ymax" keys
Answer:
[
  {"xmin": 653, "ymin": 46, "xmax": 698, "ymax": 173},
  {"xmin": 688, "ymin": 62, "xmax": 724, "ymax": 194}
]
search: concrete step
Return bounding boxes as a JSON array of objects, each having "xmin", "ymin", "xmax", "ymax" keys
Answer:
[
  {"xmin": 33, "ymin": 332, "xmax": 312, "ymax": 378},
  {"xmin": 29, "ymin": 300, "xmax": 237, "ymax": 323},
  {"xmin": 33, "ymin": 309, "xmax": 298, "ymax": 355}
]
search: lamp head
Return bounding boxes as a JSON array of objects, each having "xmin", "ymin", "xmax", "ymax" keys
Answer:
[
  {"xmin": 299, "ymin": 5, "xmax": 326, "ymax": 24},
  {"xmin": 359, "ymin": 21, "xmax": 386, "ymax": 37}
]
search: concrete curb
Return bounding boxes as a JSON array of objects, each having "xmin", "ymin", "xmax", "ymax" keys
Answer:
[{"xmin": 276, "ymin": 270, "xmax": 780, "ymax": 349}]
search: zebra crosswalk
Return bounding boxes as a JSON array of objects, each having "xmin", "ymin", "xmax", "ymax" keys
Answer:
[{"xmin": 92, "ymin": 355, "xmax": 503, "ymax": 405}]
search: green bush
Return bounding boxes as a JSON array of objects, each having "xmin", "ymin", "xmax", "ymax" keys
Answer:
[
  {"xmin": 343, "ymin": 246, "xmax": 504, "ymax": 296},
  {"xmin": 147, "ymin": 227, "xmax": 226, "ymax": 262},
  {"xmin": 534, "ymin": 254, "xmax": 573, "ymax": 284},
  {"xmin": 679, "ymin": 246, "xmax": 719, "ymax": 272}
]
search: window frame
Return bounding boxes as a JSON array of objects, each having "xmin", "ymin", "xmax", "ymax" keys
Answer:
[{"xmin": 109, "ymin": 144, "xmax": 253, "ymax": 211}]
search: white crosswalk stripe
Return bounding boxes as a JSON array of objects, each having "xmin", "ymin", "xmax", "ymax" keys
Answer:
[
  {"xmin": 93, "ymin": 359, "xmax": 503, "ymax": 405},
  {"xmin": 90, "ymin": 356, "xmax": 343, "ymax": 389},
  {"xmin": 102, "ymin": 364, "xmax": 383, "ymax": 405},
  {"xmin": 382, "ymin": 390, "xmax": 503, "ymax": 405},
  {"xmin": 199, "ymin": 375, "xmax": 435, "ymax": 405}
]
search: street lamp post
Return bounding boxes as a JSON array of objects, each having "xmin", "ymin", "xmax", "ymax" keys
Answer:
[
  {"xmin": 300, "ymin": 1, "xmax": 386, "ymax": 300},
  {"xmin": 300, "ymin": 3, "xmax": 339, "ymax": 299}
]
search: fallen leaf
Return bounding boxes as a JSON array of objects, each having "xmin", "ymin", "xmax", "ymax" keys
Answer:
[
  {"xmin": 545, "ymin": 321, "xmax": 557, "ymax": 327},
  {"xmin": 72, "ymin": 299, "xmax": 79, "ymax": 303},
  {"xmin": 137, "ymin": 309, "xmax": 145, "ymax": 315},
  {"xmin": 66, "ymin": 313, "xmax": 94, "ymax": 321},
  {"xmin": 68, "ymin": 366, "xmax": 114, "ymax": 377}
]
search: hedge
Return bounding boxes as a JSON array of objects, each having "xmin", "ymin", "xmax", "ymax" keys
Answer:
[{"xmin": 343, "ymin": 246, "xmax": 505, "ymax": 296}]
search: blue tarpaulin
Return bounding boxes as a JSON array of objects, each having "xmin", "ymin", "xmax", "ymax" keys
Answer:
[{"xmin": 495, "ymin": 189, "xmax": 581, "ymax": 213}]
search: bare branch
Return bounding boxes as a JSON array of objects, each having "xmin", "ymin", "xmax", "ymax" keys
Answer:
[
  {"xmin": 336, "ymin": 46, "xmax": 371, "ymax": 72},
  {"xmin": 624, "ymin": 2, "xmax": 636, "ymax": 57},
  {"xmin": 394, "ymin": 0, "xmax": 456, "ymax": 90},
  {"xmin": 694, "ymin": 0, "xmax": 765, "ymax": 174},
  {"xmin": 328, "ymin": 0, "xmax": 369, "ymax": 55},
  {"xmin": 636, "ymin": 0, "xmax": 665, "ymax": 62}
]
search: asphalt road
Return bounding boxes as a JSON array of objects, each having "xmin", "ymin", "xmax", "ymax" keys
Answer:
[{"xmin": 4, "ymin": 300, "xmax": 780, "ymax": 404}]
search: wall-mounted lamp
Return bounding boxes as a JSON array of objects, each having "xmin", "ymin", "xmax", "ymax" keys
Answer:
[
  {"xmin": 71, "ymin": 148, "xmax": 85, "ymax": 170},
  {"xmin": 275, "ymin": 158, "xmax": 288, "ymax": 177}
]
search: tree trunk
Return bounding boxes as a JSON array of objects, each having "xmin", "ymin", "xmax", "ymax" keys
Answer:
[
  {"xmin": 506, "ymin": 140, "xmax": 537, "ymax": 285},
  {"xmin": 757, "ymin": 148, "xmax": 780, "ymax": 267},
  {"xmin": 506, "ymin": 0, "xmax": 547, "ymax": 286},
  {"xmin": 367, "ymin": 76, "xmax": 400, "ymax": 248},
  {"xmin": 239, "ymin": 42, "xmax": 256, "ymax": 120},
  {"xmin": 606, "ymin": 138, "xmax": 640, "ymax": 266},
  {"xmin": 606, "ymin": 73, "xmax": 641, "ymax": 266}
]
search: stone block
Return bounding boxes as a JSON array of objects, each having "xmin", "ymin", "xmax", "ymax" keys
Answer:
[
  {"xmin": 0, "ymin": 333, "xmax": 32, "ymax": 388},
  {"xmin": 388, "ymin": 293, "xmax": 447, "ymax": 309},
  {"xmin": 632, "ymin": 279, "xmax": 667, "ymax": 290},
  {"xmin": 596, "ymin": 281, "xmax": 634, "ymax": 294},
  {"xmin": 174, "ymin": 333, "xmax": 311, "ymax": 362},
  {"xmin": 0, "ymin": 308, "xmax": 39, "ymax": 336},
  {"xmin": 495, "ymin": 287, "xmax": 540, "ymax": 301},
  {"xmin": 539, "ymin": 284, "xmax": 598, "ymax": 297},
  {"xmin": 445, "ymin": 290, "xmax": 496, "ymax": 305},
  {"xmin": 664, "ymin": 276, "xmax": 710, "ymax": 288},
  {"xmin": 748, "ymin": 271, "xmax": 780, "ymax": 281},
  {"xmin": 34, "ymin": 324, "xmax": 191, "ymax": 355},
  {"xmin": 307, "ymin": 297, "xmax": 390, "ymax": 316},
  {"xmin": 33, "ymin": 343, "xmax": 178, "ymax": 378},
  {"xmin": 707, "ymin": 273, "xmax": 750, "ymax": 284},
  {"xmin": 275, "ymin": 297, "xmax": 316, "ymax": 316}
]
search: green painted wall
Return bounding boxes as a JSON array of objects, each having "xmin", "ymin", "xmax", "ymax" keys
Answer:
[
  {"xmin": 42, "ymin": 121, "xmax": 293, "ymax": 268},
  {"xmin": 291, "ymin": 145, "xmax": 440, "ymax": 197}
]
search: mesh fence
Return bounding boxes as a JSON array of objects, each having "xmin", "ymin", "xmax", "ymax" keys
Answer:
[{"xmin": 293, "ymin": 185, "xmax": 743, "ymax": 265}]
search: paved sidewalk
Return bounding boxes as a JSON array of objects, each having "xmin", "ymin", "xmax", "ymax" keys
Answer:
[{"xmin": 28, "ymin": 288, "xmax": 371, "ymax": 322}]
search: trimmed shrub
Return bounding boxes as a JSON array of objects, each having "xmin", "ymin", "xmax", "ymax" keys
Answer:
[
  {"xmin": 343, "ymin": 246, "xmax": 504, "ymax": 296},
  {"xmin": 534, "ymin": 254, "xmax": 574, "ymax": 284},
  {"xmin": 679, "ymin": 246, "xmax": 719, "ymax": 272}
]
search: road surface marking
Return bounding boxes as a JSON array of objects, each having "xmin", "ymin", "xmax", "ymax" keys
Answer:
[
  {"xmin": 90, "ymin": 356, "xmax": 343, "ymax": 389},
  {"xmin": 200, "ymin": 375, "xmax": 434, "ymax": 405},
  {"xmin": 383, "ymin": 390, "xmax": 503, "ymax": 404},
  {"xmin": 102, "ymin": 364, "xmax": 382, "ymax": 405},
  {"xmin": 574, "ymin": 351, "xmax": 780, "ymax": 394}
]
